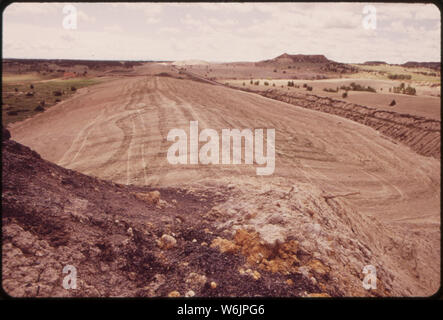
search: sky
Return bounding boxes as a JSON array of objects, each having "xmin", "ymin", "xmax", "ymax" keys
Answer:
[{"xmin": 2, "ymin": 2, "xmax": 441, "ymax": 63}]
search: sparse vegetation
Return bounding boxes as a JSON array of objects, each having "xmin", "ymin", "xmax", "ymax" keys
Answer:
[
  {"xmin": 388, "ymin": 74, "xmax": 412, "ymax": 80},
  {"xmin": 340, "ymin": 82, "xmax": 376, "ymax": 93},
  {"xmin": 392, "ymin": 83, "xmax": 416, "ymax": 95},
  {"xmin": 323, "ymin": 87, "xmax": 338, "ymax": 93}
]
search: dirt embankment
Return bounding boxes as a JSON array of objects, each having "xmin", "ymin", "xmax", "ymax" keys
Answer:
[
  {"xmin": 5, "ymin": 128, "xmax": 435, "ymax": 297},
  {"xmin": 235, "ymin": 88, "xmax": 441, "ymax": 159},
  {"xmin": 1, "ymin": 130, "xmax": 334, "ymax": 297}
]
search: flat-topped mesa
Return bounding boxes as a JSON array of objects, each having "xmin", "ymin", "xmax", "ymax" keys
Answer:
[
  {"xmin": 275, "ymin": 53, "xmax": 330, "ymax": 63},
  {"xmin": 259, "ymin": 53, "xmax": 332, "ymax": 65}
]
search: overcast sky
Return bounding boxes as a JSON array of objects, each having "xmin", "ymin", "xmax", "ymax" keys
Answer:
[{"xmin": 2, "ymin": 2, "xmax": 441, "ymax": 63}]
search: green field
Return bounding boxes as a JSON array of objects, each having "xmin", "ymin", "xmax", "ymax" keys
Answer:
[
  {"xmin": 2, "ymin": 74, "xmax": 101, "ymax": 126},
  {"xmin": 348, "ymin": 64, "xmax": 441, "ymax": 83}
]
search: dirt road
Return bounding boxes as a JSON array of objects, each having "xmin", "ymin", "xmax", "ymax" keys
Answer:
[{"xmin": 9, "ymin": 75, "xmax": 440, "ymax": 296}]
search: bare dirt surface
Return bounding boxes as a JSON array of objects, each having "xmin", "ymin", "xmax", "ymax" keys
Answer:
[
  {"xmin": 231, "ymin": 86, "xmax": 441, "ymax": 159},
  {"xmin": 4, "ymin": 65, "xmax": 441, "ymax": 297}
]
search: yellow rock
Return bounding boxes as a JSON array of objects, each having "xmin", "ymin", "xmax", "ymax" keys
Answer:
[
  {"xmin": 168, "ymin": 290, "xmax": 180, "ymax": 297},
  {"xmin": 134, "ymin": 191, "xmax": 160, "ymax": 205},
  {"xmin": 252, "ymin": 270, "xmax": 261, "ymax": 280},
  {"xmin": 306, "ymin": 293, "xmax": 330, "ymax": 298},
  {"xmin": 210, "ymin": 281, "xmax": 217, "ymax": 289},
  {"xmin": 210, "ymin": 237, "xmax": 239, "ymax": 253},
  {"xmin": 307, "ymin": 259, "xmax": 329, "ymax": 277}
]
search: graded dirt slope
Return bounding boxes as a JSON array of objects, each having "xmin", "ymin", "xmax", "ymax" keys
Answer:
[{"xmin": 8, "ymin": 74, "xmax": 441, "ymax": 296}]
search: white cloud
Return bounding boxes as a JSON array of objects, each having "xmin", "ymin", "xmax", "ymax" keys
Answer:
[{"xmin": 2, "ymin": 3, "xmax": 440, "ymax": 63}]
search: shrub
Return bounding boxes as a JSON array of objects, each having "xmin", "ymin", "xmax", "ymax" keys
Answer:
[
  {"xmin": 303, "ymin": 83, "xmax": 307, "ymax": 88},
  {"xmin": 389, "ymin": 99, "xmax": 396, "ymax": 106},
  {"xmin": 342, "ymin": 91, "xmax": 348, "ymax": 98},
  {"xmin": 254, "ymin": 81, "xmax": 260, "ymax": 85},
  {"xmin": 392, "ymin": 84, "xmax": 416, "ymax": 95},
  {"xmin": 264, "ymin": 81, "xmax": 269, "ymax": 86},
  {"xmin": 30, "ymin": 84, "xmax": 34, "ymax": 89},
  {"xmin": 404, "ymin": 86, "xmax": 416, "ymax": 95},
  {"xmin": 34, "ymin": 106, "xmax": 45, "ymax": 112},
  {"xmin": 306, "ymin": 86, "xmax": 313, "ymax": 91},
  {"xmin": 71, "ymin": 86, "xmax": 77, "ymax": 91},
  {"xmin": 323, "ymin": 87, "xmax": 338, "ymax": 93},
  {"xmin": 388, "ymin": 74, "xmax": 411, "ymax": 80},
  {"xmin": 288, "ymin": 81, "xmax": 294, "ymax": 87},
  {"xmin": 250, "ymin": 79, "xmax": 253, "ymax": 84},
  {"xmin": 53, "ymin": 90, "xmax": 62, "ymax": 96}
]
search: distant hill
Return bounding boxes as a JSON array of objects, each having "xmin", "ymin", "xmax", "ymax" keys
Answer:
[
  {"xmin": 362, "ymin": 61, "xmax": 387, "ymax": 66},
  {"xmin": 256, "ymin": 53, "xmax": 357, "ymax": 74},
  {"xmin": 258, "ymin": 53, "xmax": 331, "ymax": 65},
  {"xmin": 401, "ymin": 61, "xmax": 440, "ymax": 71}
]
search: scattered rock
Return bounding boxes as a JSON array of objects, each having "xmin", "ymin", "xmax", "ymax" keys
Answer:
[
  {"xmin": 210, "ymin": 281, "xmax": 217, "ymax": 289},
  {"xmin": 168, "ymin": 290, "xmax": 180, "ymax": 297},
  {"xmin": 157, "ymin": 234, "xmax": 177, "ymax": 249},
  {"xmin": 185, "ymin": 290, "xmax": 195, "ymax": 297},
  {"xmin": 134, "ymin": 191, "xmax": 160, "ymax": 205},
  {"xmin": 185, "ymin": 272, "xmax": 207, "ymax": 290},
  {"xmin": 127, "ymin": 227, "xmax": 133, "ymax": 237}
]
